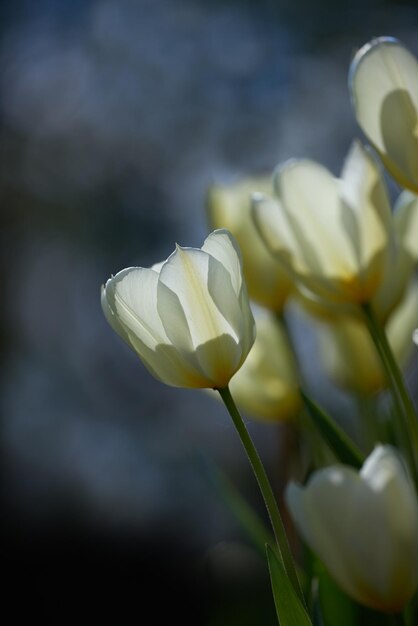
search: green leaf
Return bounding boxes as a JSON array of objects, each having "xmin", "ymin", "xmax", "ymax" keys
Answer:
[
  {"xmin": 266, "ymin": 544, "xmax": 313, "ymax": 626},
  {"xmin": 300, "ymin": 391, "xmax": 364, "ymax": 469}
]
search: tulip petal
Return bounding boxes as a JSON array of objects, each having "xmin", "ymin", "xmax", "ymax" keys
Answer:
[
  {"xmin": 157, "ymin": 246, "xmax": 244, "ymax": 386},
  {"xmin": 349, "ymin": 37, "xmax": 418, "ymax": 191},
  {"xmin": 374, "ymin": 190, "xmax": 418, "ymax": 319},
  {"xmin": 201, "ymin": 229, "xmax": 243, "ymax": 295},
  {"xmin": 102, "ymin": 268, "xmax": 210, "ymax": 387},
  {"xmin": 108, "ymin": 267, "xmax": 168, "ymax": 348},
  {"xmin": 207, "ymin": 180, "xmax": 294, "ymax": 311},
  {"xmin": 394, "ymin": 191, "xmax": 418, "ymax": 262},
  {"xmin": 252, "ymin": 190, "xmax": 357, "ymax": 303}
]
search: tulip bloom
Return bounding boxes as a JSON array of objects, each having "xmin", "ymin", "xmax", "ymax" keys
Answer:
[
  {"xmin": 207, "ymin": 177, "xmax": 293, "ymax": 311},
  {"xmin": 101, "ymin": 230, "xmax": 255, "ymax": 389},
  {"xmin": 252, "ymin": 142, "xmax": 394, "ymax": 307},
  {"xmin": 349, "ymin": 37, "xmax": 418, "ymax": 192},
  {"xmin": 286, "ymin": 446, "xmax": 418, "ymax": 613},
  {"xmin": 229, "ymin": 309, "xmax": 301, "ymax": 421},
  {"xmin": 294, "ymin": 189, "xmax": 418, "ymax": 324}
]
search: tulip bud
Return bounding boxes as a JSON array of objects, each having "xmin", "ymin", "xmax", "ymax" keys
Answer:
[
  {"xmin": 229, "ymin": 308, "xmax": 301, "ymax": 421},
  {"xmin": 349, "ymin": 37, "xmax": 418, "ymax": 192},
  {"xmin": 207, "ymin": 178, "xmax": 293, "ymax": 311},
  {"xmin": 252, "ymin": 141, "xmax": 394, "ymax": 307},
  {"xmin": 101, "ymin": 230, "xmax": 255, "ymax": 389},
  {"xmin": 286, "ymin": 446, "xmax": 418, "ymax": 612}
]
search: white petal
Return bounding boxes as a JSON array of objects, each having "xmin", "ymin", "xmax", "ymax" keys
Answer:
[
  {"xmin": 101, "ymin": 283, "xmax": 131, "ymax": 345},
  {"xmin": 207, "ymin": 180, "xmax": 293, "ymax": 311},
  {"xmin": 201, "ymin": 229, "xmax": 243, "ymax": 295},
  {"xmin": 102, "ymin": 268, "xmax": 210, "ymax": 387},
  {"xmin": 110, "ymin": 267, "xmax": 168, "ymax": 349},
  {"xmin": 349, "ymin": 37, "xmax": 418, "ymax": 191},
  {"xmin": 157, "ymin": 245, "xmax": 244, "ymax": 386},
  {"xmin": 394, "ymin": 191, "xmax": 418, "ymax": 262}
]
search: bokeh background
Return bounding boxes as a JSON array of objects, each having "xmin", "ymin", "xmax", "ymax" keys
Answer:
[{"xmin": 2, "ymin": 1, "xmax": 417, "ymax": 623}]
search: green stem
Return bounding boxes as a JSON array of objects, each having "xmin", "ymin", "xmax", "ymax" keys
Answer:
[
  {"xmin": 362, "ymin": 302, "xmax": 418, "ymax": 488},
  {"xmin": 355, "ymin": 393, "xmax": 386, "ymax": 452},
  {"xmin": 217, "ymin": 385, "xmax": 304, "ymax": 605}
]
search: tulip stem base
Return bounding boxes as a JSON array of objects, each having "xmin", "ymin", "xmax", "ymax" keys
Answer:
[
  {"xmin": 217, "ymin": 385, "xmax": 304, "ymax": 605},
  {"xmin": 362, "ymin": 302, "xmax": 418, "ymax": 488}
]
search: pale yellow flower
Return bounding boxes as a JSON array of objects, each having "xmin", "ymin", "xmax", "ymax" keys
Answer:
[
  {"xmin": 252, "ymin": 141, "xmax": 394, "ymax": 306},
  {"xmin": 101, "ymin": 230, "xmax": 255, "ymax": 389},
  {"xmin": 207, "ymin": 177, "xmax": 293, "ymax": 311},
  {"xmin": 229, "ymin": 308, "xmax": 301, "ymax": 421},
  {"xmin": 286, "ymin": 446, "xmax": 418, "ymax": 612},
  {"xmin": 349, "ymin": 37, "xmax": 418, "ymax": 192}
]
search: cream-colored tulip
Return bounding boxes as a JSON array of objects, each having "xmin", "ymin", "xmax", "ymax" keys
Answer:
[
  {"xmin": 207, "ymin": 178, "xmax": 293, "ymax": 311},
  {"xmin": 229, "ymin": 308, "xmax": 301, "ymax": 421},
  {"xmin": 294, "ymin": 189, "xmax": 418, "ymax": 323},
  {"xmin": 349, "ymin": 37, "xmax": 418, "ymax": 192},
  {"xmin": 286, "ymin": 446, "xmax": 418, "ymax": 612},
  {"xmin": 101, "ymin": 230, "xmax": 255, "ymax": 389},
  {"xmin": 317, "ymin": 280, "xmax": 418, "ymax": 394},
  {"xmin": 252, "ymin": 141, "xmax": 394, "ymax": 306}
]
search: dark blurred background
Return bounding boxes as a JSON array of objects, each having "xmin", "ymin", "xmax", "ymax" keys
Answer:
[{"xmin": 1, "ymin": 1, "xmax": 417, "ymax": 623}]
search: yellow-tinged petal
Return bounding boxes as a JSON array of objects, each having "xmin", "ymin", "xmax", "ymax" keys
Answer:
[
  {"xmin": 286, "ymin": 446, "xmax": 418, "ymax": 612},
  {"xmin": 350, "ymin": 37, "xmax": 418, "ymax": 192}
]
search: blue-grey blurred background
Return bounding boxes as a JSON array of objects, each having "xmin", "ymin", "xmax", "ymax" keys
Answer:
[{"xmin": 1, "ymin": 1, "xmax": 417, "ymax": 623}]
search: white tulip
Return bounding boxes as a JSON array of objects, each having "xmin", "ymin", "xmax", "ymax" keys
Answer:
[
  {"xmin": 286, "ymin": 446, "xmax": 418, "ymax": 612},
  {"xmin": 207, "ymin": 177, "xmax": 293, "ymax": 311},
  {"xmin": 349, "ymin": 37, "xmax": 418, "ymax": 192},
  {"xmin": 293, "ymin": 189, "xmax": 418, "ymax": 324},
  {"xmin": 252, "ymin": 141, "xmax": 394, "ymax": 306},
  {"xmin": 101, "ymin": 229, "xmax": 255, "ymax": 389}
]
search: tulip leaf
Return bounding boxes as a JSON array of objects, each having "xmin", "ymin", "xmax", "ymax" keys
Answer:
[
  {"xmin": 300, "ymin": 391, "xmax": 364, "ymax": 469},
  {"xmin": 266, "ymin": 544, "xmax": 313, "ymax": 626}
]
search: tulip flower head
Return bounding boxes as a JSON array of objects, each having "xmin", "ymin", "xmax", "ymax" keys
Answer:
[
  {"xmin": 101, "ymin": 230, "xmax": 255, "ymax": 389},
  {"xmin": 286, "ymin": 446, "xmax": 418, "ymax": 612},
  {"xmin": 349, "ymin": 37, "xmax": 418, "ymax": 192},
  {"xmin": 293, "ymin": 189, "xmax": 418, "ymax": 324},
  {"xmin": 252, "ymin": 141, "xmax": 394, "ymax": 307},
  {"xmin": 207, "ymin": 177, "xmax": 293, "ymax": 311}
]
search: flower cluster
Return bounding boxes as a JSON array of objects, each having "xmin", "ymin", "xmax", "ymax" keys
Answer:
[{"xmin": 102, "ymin": 37, "xmax": 418, "ymax": 625}]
